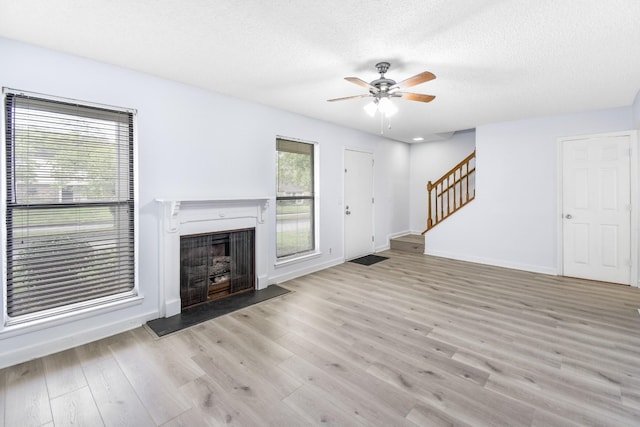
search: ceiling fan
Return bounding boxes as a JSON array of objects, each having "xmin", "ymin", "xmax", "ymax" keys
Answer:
[{"xmin": 327, "ymin": 62, "xmax": 436, "ymax": 113}]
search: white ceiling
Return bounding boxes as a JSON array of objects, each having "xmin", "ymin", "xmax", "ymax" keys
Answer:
[{"xmin": 1, "ymin": 0, "xmax": 640, "ymax": 143}]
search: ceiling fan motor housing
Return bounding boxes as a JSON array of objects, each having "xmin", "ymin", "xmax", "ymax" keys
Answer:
[{"xmin": 371, "ymin": 62, "xmax": 396, "ymax": 95}]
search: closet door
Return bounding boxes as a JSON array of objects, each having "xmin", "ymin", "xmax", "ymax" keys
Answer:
[{"xmin": 561, "ymin": 133, "xmax": 633, "ymax": 285}]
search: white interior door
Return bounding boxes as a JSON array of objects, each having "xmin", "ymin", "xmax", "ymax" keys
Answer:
[
  {"xmin": 344, "ymin": 149, "xmax": 374, "ymax": 260},
  {"xmin": 561, "ymin": 134, "xmax": 631, "ymax": 285}
]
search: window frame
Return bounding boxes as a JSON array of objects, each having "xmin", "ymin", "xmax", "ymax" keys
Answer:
[
  {"xmin": 1, "ymin": 88, "xmax": 139, "ymax": 327},
  {"xmin": 275, "ymin": 137, "xmax": 319, "ymax": 261}
]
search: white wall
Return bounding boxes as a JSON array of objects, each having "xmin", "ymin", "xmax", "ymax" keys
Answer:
[
  {"xmin": 409, "ymin": 130, "xmax": 476, "ymax": 233},
  {"xmin": 373, "ymin": 140, "xmax": 411, "ymax": 249},
  {"xmin": 0, "ymin": 37, "xmax": 411, "ymax": 367},
  {"xmin": 424, "ymin": 106, "xmax": 633, "ymax": 274}
]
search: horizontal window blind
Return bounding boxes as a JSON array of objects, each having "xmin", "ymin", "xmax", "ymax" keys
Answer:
[{"xmin": 4, "ymin": 91, "xmax": 136, "ymax": 320}]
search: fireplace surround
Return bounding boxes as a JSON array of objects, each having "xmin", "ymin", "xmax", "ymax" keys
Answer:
[{"xmin": 156, "ymin": 198, "xmax": 269, "ymax": 317}]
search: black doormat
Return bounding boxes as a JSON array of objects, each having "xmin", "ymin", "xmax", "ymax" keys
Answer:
[
  {"xmin": 349, "ymin": 254, "xmax": 389, "ymax": 266},
  {"xmin": 146, "ymin": 284, "xmax": 290, "ymax": 337}
]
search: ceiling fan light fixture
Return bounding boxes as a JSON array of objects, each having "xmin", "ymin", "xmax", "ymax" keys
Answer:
[
  {"xmin": 364, "ymin": 100, "xmax": 378, "ymax": 117},
  {"xmin": 378, "ymin": 97, "xmax": 398, "ymax": 117}
]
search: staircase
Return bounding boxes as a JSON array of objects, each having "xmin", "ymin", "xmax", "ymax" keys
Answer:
[
  {"xmin": 422, "ymin": 150, "xmax": 476, "ymax": 234},
  {"xmin": 390, "ymin": 234, "xmax": 425, "ymax": 254},
  {"xmin": 389, "ymin": 150, "xmax": 476, "ymax": 254}
]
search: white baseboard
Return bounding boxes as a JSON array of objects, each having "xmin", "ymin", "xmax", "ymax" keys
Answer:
[
  {"xmin": 424, "ymin": 248, "xmax": 557, "ymax": 276},
  {"xmin": 270, "ymin": 257, "xmax": 344, "ymax": 285}
]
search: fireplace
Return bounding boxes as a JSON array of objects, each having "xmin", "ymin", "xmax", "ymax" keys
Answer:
[
  {"xmin": 156, "ymin": 198, "xmax": 269, "ymax": 317},
  {"xmin": 180, "ymin": 228, "xmax": 255, "ymax": 308}
]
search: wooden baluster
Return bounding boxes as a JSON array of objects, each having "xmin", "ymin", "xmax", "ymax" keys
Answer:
[
  {"xmin": 454, "ymin": 168, "xmax": 458, "ymax": 211},
  {"xmin": 438, "ymin": 182, "xmax": 443, "ymax": 223},
  {"xmin": 464, "ymin": 161, "xmax": 469, "ymax": 203},
  {"xmin": 427, "ymin": 181, "xmax": 433, "ymax": 229}
]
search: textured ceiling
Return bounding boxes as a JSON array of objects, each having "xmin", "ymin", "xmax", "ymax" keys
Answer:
[{"xmin": 1, "ymin": 0, "xmax": 640, "ymax": 143}]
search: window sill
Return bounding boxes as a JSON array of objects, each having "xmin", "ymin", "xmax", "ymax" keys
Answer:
[
  {"xmin": 0, "ymin": 294, "xmax": 144, "ymax": 339},
  {"xmin": 274, "ymin": 251, "xmax": 322, "ymax": 268}
]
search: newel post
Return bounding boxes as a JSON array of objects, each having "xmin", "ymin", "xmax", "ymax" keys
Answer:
[{"xmin": 426, "ymin": 181, "xmax": 434, "ymax": 230}]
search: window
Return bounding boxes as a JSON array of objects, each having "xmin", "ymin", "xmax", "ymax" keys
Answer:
[
  {"xmin": 4, "ymin": 90, "xmax": 136, "ymax": 324},
  {"xmin": 276, "ymin": 138, "xmax": 316, "ymax": 258}
]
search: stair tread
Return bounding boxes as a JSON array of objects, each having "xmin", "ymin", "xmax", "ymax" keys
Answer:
[{"xmin": 391, "ymin": 234, "xmax": 424, "ymax": 244}]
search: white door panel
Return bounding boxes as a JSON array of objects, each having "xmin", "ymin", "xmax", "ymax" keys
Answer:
[
  {"xmin": 562, "ymin": 135, "xmax": 631, "ymax": 284},
  {"xmin": 344, "ymin": 150, "xmax": 374, "ymax": 260}
]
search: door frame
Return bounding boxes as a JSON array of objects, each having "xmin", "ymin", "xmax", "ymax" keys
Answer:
[
  {"xmin": 343, "ymin": 147, "xmax": 375, "ymax": 261},
  {"xmin": 556, "ymin": 130, "xmax": 639, "ymax": 287}
]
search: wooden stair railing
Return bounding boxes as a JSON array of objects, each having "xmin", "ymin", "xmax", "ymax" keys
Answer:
[{"xmin": 422, "ymin": 150, "xmax": 476, "ymax": 234}]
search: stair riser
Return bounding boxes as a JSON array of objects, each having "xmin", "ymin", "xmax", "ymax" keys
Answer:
[{"xmin": 390, "ymin": 241, "xmax": 425, "ymax": 254}]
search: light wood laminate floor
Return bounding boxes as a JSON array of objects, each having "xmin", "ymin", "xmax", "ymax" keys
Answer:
[{"xmin": 2, "ymin": 251, "xmax": 640, "ymax": 426}]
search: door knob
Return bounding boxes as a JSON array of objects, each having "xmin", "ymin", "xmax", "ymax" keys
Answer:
[
  {"xmin": 346, "ymin": 210, "xmax": 351, "ymax": 215},
  {"xmin": 565, "ymin": 214, "xmax": 572, "ymax": 219}
]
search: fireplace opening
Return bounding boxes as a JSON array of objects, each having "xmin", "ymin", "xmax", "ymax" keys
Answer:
[{"xmin": 180, "ymin": 228, "xmax": 255, "ymax": 309}]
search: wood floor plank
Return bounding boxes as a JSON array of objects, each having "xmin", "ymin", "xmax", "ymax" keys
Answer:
[
  {"xmin": 178, "ymin": 375, "xmax": 254, "ymax": 426},
  {"xmin": 282, "ymin": 380, "xmax": 371, "ymax": 426},
  {"xmin": 189, "ymin": 322, "xmax": 302, "ymax": 399},
  {"xmin": 74, "ymin": 332, "xmax": 129, "ymax": 367},
  {"xmin": 160, "ymin": 406, "xmax": 217, "ymax": 427},
  {"xmin": 3, "ymin": 359, "xmax": 52, "ymax": 427},
  {"xmin": 257, "ymin": 303, "xmax": 372, "ymax": 370},
  {"xmin": 50, "ymin": 386, "xmax": 104, "ymax": 427},
  {"xmin": 275, "ymin": 329, "xmax": 418, "ymax": 415},
  {"xmin": 406, "ymin": 403, "xmax": 474, "ymax": 427},
  {"xmin": 82, "ymin": 355, "xmax": 155, "ymax": 427},
  {"xmin": 228, "ymin": 306, "xmax": 290, "ymax": 341},
  {"xmin": 42, "ymin": 348, "xmax": 87, "ymax": 399},
  {"xmin": 455, "ymin": 347, "xmax": 640, "ymax": 425},
  {"xmin": 531, "ymin": 409, "xmax": 586, "ymax": 427},
  {"xmin": 179, "ymin": 373, "xmax": 307, "ymax": 426},
  {"xmin": 453, "ymin": 349, "xmax": 623, "ymax": 406},
  {"xmin": 284, "ymin": 354, "xmax": 420, "ymax": 426},
  {"xmin": 130, "ymin": 327, "xmax": 206, "ymax": 388},
  {"xmin": 366, "ymin": 358, "xmax": 536, "ymax": 427},
  {"xmin": 107, "ymin": 331, "xmax": 192, "ymax": 425}
]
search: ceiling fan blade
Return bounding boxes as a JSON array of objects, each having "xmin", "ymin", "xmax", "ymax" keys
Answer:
[
  {"xmin": 399, "ymin": 92, "xmax": 436, "ymax": 103},
  {"xmin": 393, "ymin": 71, "xmax": 436, "ymax": 90},
  {"xmin": 327, "ymin": 94, "xmax": 369, "ymax": 102},
  {"xmin": 345, "ymin": 77, "xmax": 380, "ymax": 93}
]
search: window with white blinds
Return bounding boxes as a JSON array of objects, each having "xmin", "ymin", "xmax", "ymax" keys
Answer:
[{"xmin": 4, "ymin": 90, "xmax": 136, "ymax": 323}]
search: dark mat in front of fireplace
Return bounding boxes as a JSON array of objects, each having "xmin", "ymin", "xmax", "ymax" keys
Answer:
[{"xmin": 146, "ymin": 284, "xmax": 290, "ymax": 337}]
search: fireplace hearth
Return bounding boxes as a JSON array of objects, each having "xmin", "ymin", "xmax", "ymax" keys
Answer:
[{"xmin": 180, "ymin": 228, "xmax": 255, "ymax": 309}]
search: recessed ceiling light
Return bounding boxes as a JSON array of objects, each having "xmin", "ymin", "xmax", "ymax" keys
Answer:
[{"xmin": 412, "ymin": 137, "xmax": 424, "ymax": 141}]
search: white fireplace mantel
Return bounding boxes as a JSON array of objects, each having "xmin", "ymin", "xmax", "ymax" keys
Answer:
[{"xmin": 156, "ymin": 197, "xmax": 271, "ymax": 317}]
